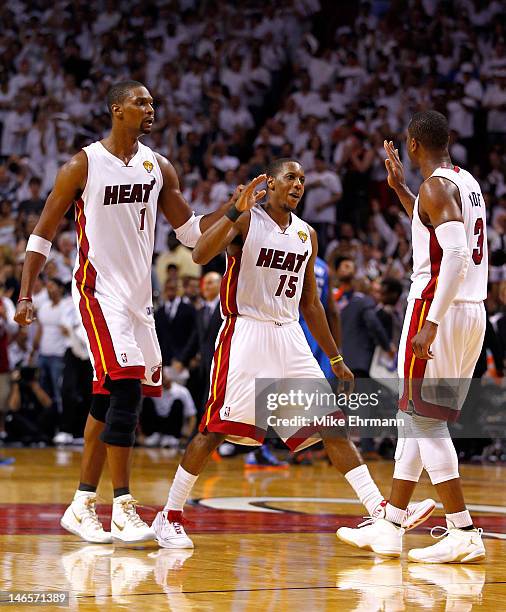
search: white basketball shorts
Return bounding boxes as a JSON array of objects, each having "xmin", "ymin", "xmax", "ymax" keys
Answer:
[
  {"xmin": 398, "ymin": 298, "xmax": 485, "ymax": 421},
  {"xmin": 199, "ymin": 316, "xmax": 343, "ymax": 451},
  {"xmin": 72, "ymin": 284, "xmax": 162, "ymax": 397}
]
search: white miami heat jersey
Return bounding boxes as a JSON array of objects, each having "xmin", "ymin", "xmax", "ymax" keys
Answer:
[
  {"xmin": 408, "ymin": 165, "xmax": 488, "ymax": 303},
  {"xmin": 74, "ymin": 141, "xmax": 163, "ymax": 321},
  {"xmin": 220, "ymin": 206, "xmax": 312, "ymax": 324}
]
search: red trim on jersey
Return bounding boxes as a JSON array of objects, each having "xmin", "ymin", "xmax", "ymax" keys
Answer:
[
  {"xmin": 420, "ymin": 226, "xmax": 443, "ymax": 300},
  {"xmin": 93, "ymin": 382, "xmax": 110, "ymax": 395},
  {"xmin": 200, "ymin": 316, "xmax": 238, "ymax": 433},
  {"xmin": 399, "ymin": 299, "xmax": 459, "ymax": 422},
  {"xmin": 74, "ymin": 198, "xmax": 145, "ymax": 391},
  {"xmin": 220, "ymin": 254, "xmax": 241, "ymax": 316},
  {"xmin": 142, "ymin": 384, "xmax": 162, "ymax": 398},
  {"xmin": 453, "ymin": 166, "xmax": 460, "ymax": 173}
]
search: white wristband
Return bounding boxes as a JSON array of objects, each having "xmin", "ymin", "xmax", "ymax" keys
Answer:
[
  {"xmin": 26, "ymin": 234, "xmax": 52, "ymax": 258},
  {"xmin": 174, "ymin": 213, "xmax": 203, "ymax": 248}
]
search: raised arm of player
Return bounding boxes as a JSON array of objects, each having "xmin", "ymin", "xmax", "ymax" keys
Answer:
[
  {"xmin": 300, "ymin": 228, "xmax": 353, "ymax": 385},
  {"xmin": 384, "ymin": 140, "xmax": 416, "ymax": 218},
  {"xmin": 411, "ymin": 177, "xmax": 470, "ymax": 360},
  {"xmin": 155, "ymin": 154, "xmax": 239, "ymax": 239},
  {"xmin": 14, "ymin": 152, "xmax": 88, "ymax": 326},
  {"xmin": 192, "ymin": 175, "xmax": 266, "ymax": 265}
]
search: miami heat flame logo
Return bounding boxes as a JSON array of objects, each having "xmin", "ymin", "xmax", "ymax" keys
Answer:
[
  {"xmin": 298, "ymin": 231, "xmax": 308, "ymax": 243},
  {"xmin": 151, "ymin": 364, "xmax": 162, "ymax": 383},
  {"xmin": 143, "ymin": 160, "xmax": 154, "ymax": 173}
]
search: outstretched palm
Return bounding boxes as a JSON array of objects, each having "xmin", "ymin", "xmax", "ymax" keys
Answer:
[
  {"xmin": 384, "ymin": 140, "xmax": 406, "ymax": 191},
  {"xmin": 235, "ymin": 174, "xmax": 267, "ymax": 212}
]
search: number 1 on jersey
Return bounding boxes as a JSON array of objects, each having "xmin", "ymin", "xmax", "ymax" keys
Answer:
[{"xmin": 139, "ymin": 207, "xmax": 146, "ymax": 231}]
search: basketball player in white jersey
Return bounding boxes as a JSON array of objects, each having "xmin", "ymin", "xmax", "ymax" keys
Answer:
[
  {"xmin": 151, "ymin": 159, "xmax": 436, "ymax": 549},
  {"xmin": 337, "ymin": 111, "xmax": 487, "ymax": 563},
  {"xmin": 14, "ymin": 80, "xmax": 229, "ymax": 544}
]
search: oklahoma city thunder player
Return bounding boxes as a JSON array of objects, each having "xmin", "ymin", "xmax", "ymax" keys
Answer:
[
  {"xmin": 15, "ymin": 80, "xmax": 227, "ymax": 545},
  {"xmin": 337, "ymin": 111, "xmax": 488, "ymax": 563},
  {"xmin": 151, "ymin": 159, "xmax": 435, "ymax": 549}
]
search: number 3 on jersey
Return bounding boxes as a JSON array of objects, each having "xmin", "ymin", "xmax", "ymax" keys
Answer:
[
  {"xmin": 275, "ymin": 274, "xmax": 298, "ymax": 298},
  {"xmin": 472, "ymin": 218, "xmax": 484, "ymax": 265}
]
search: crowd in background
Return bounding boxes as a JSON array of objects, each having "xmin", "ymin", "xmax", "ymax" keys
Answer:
[{"xmin": 0, "ymin": 0, "xmax": 504, "ymax": 458}]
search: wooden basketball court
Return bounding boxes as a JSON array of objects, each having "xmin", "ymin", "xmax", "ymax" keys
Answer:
[{"xmin": 1, "ymin": 447, "xmax": 505, "ymax": 610}]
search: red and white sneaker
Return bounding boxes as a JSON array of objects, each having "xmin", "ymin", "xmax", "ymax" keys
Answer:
[
  {"xmin": 404, "ymin": 498, "xmax": 437, "ymax": 531},
  {"xmin": 152, "ymin": 510, "xmax": 194, "ymax": 549},
  {"xmin": 370, "ymin": 498, "xmax": 436, "ymax": 531}
]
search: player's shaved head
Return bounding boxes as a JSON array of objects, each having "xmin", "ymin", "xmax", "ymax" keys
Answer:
[
  {"xmin": 106, "ymin": 80, "xmax": 145, "ymax": 113},
  {"xmin": 266, "ymin": 158, "xmax": 302, "ymax": 179},
  {"xmin": 408, "ymin": 110, "xmax": 449, "ymax": 151}
]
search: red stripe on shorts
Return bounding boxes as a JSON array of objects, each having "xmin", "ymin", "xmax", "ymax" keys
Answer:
[
  {"xmin": 399, "ymin": 298, "xmax": 459, "ymax": 421},
  {"xmin": 200, "ymin": 316, "xmax": 237, "ymax": 431}
]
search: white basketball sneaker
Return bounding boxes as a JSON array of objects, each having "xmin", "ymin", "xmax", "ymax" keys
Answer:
[
  {"xmin": 407, "ymin": 521, "xmax": 486, "ymax": 563},
  {"xmin": 60, "ymin": 492, "xmax": 112, "ymax": 544},
  {"xmin": 151, "ymin": 510, "xmax": 194, "ymax": 549},
  {"xmin": 337, "ymin": 519, "xmax": 403, "ymax": 557},
  {"xmin": 111, "ymin": 494, "xmax": 155, "ymax": 543}
]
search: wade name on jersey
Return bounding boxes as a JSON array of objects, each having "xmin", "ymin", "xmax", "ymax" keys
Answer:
[
  {"xmin": 256, "ymin": 248, "xmax": 309, "ymax": 272},
  {"xmin": 103, "ymin": 178, "xmax": 156, "ymax": 205}
]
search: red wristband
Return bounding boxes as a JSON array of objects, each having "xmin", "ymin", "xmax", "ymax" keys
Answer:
[{"xmin": 17, "ymin": 297, "xmax": 32, "ymax": 303}]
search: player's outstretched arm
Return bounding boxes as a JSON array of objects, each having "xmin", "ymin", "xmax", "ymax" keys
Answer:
[
  {"xmin": 383, "ymin": 140, "xmax": 416, "ymax": 218},
  {"xmin": 192, "ymin": 175, "xmax": 266, "ymax": 264},
  {"xmin": 300, "ymin": 229, "xmax": 353, "ymax": 385},
  {"xmin": 15, "ymin": 152, "xmax": 87, "ymax": 326},
  {"xmin": 156, "ymin": 154, "xmax": 244, "ymax": 245}
]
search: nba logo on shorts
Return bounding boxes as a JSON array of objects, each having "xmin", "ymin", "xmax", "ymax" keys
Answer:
[
  {"xmin": 223, "ymin": 406, "xmax": 231, "ymax": 418},
  {"xmin": 121, "ymin": 353, "xmax": 128, "ymax": 364}
]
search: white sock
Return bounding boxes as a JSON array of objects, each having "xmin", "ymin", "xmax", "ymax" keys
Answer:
[
  {"xmin": 446, "ymin": 509, "xmax": 473, "ymax": 529},
  {"xmin": 73, "ymin": 490, "xmax": 95, "ymax": 501},
  {"xmin": 164, "ymin": 465, "xmax": 199, "ymax": 512},
  {"xmin": 344, "ymin": 464, "xmax": 383, "ymax": 515},
  {"xmin": 385, "ymin": 502, "xmax": 406, "ymax": 526}
]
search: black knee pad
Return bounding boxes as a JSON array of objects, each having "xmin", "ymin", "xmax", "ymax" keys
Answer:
[
  {"xmin": 100, "ymin": 379, "xmax": 142, "ymax": 447},
  {"xmin": 90, "ymin": 394, "xmax": 110, "ymax": 423}
]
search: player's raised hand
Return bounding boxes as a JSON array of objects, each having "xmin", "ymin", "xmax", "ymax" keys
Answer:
[
  {"xmin": 234, "ymin": 174, "xmax": 267, "ymax": 212},
  {"xmin": 384, "ymin": 140, "xmax": 406, "ymax": 191},
  {"xmin": 14, "ymin": 299, "xmax": 35, "ymax": 326},
  {"xmin": 226, "ymin": 184, "xmax": 245, "ymax": 208}
]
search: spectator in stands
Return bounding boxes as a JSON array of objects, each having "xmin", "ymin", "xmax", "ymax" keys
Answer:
[
  {"xmin": 175, "ymin": 271, "xmax": 223, "ymax": 416},
  {"xmin": 155, "ymin": 276, "xmax": 196, "ymax": 366},
  {"xmin": 34, "ymin": 278, "xmax": 72, "ymax": 416},
  {"xmin": 140, "ymin": 368, "xmax": 197, "ymax": 449},
  {"xmin": 6, "ymin": 366, "xmax": 53, "ymax": 446}
]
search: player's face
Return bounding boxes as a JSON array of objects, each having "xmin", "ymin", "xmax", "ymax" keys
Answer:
[
  {"xmin": 270, "ymin": 162, "xmax": 305, "ymax": 211},
  {"xmin": 120, "ymin": 86, "xmax": 155, "ymax": 134}
]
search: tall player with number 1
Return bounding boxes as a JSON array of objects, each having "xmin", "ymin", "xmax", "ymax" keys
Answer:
[{"xmin": 14, "ymin": 80, "xmax": 230, "ymax": 544}]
